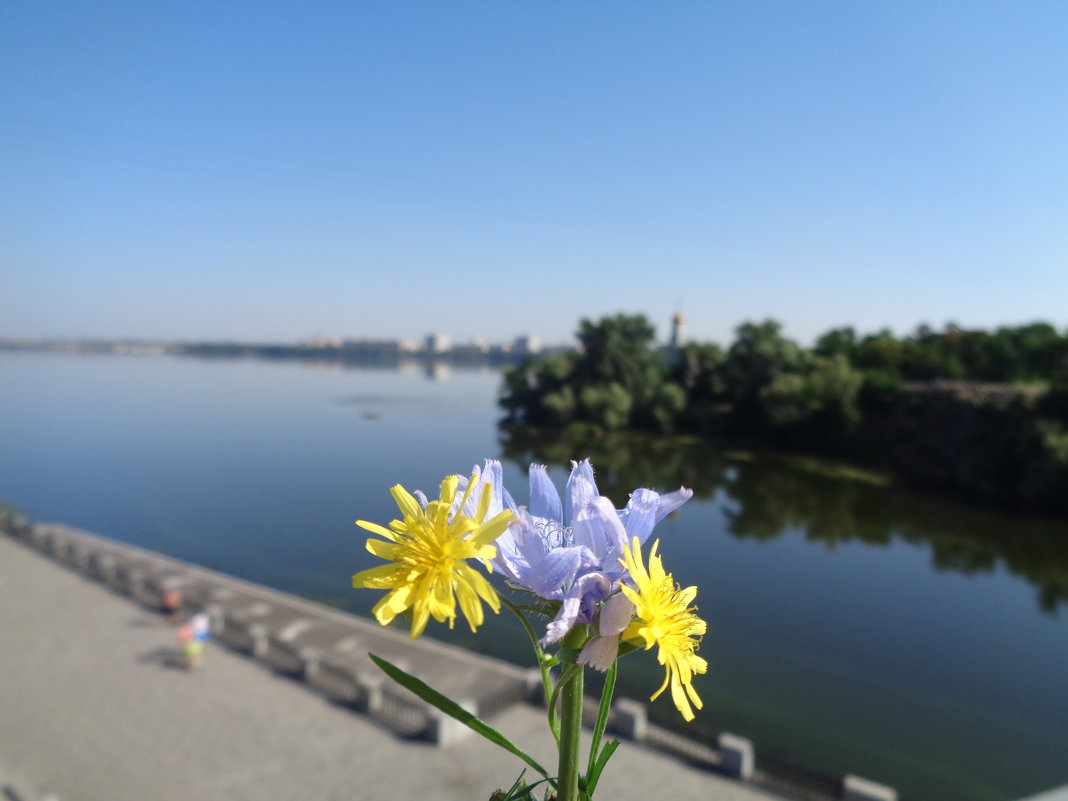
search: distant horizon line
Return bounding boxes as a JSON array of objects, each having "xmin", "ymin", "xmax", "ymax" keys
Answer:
[{"xmin": 2, "ymin": 315, "xmax": 1067, "ymax": 352}]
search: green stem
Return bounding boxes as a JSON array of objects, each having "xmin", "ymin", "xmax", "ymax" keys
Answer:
[
  {"xmin": 499, "ymin": 594, "xmax": 562, "ymax": 744},
  {"xmin": 557, "ymin": 626, "xmax": 587, "ymax": 801},
  {"xmin": 586, "ymin": 657, "xmax": 617, "ymax": 785},
  {"xmin": 546, "ymin": 663, "xmax": 580, "ymax": 744},
  {"xmin": 500, "ymin": 595, "xmax": 557, "ymax": 709}
]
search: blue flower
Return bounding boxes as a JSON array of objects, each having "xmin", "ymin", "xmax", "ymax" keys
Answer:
[{"xmin": 459, "ymin": 459, "xmax": 692, "ymax": 646}]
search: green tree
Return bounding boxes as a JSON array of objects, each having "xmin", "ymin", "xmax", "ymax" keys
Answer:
[
  {"xmin": 672, "ymin": 343, "xmax": 728, "ymax": 433},
  {"xmin": 759, "ymin": 354, "xmax": 862, "ymax": 436},
  {"xmin": 855, "ymin": 329, "xmax": 905, "ymax": 374},
  {"xmin": 500, "ymin": 313, "xmax": 681, "ymax": 432},
  {"xmin": 814, "ymin": 326, "xmax": 859, "ymax": 361},
  {"xmin": 572, "ymin": 314, "xmax": 678, "ymax": 431},
  {"xmin": 575, "ymin": 314, "xmax": 661, "ymax": 392},
  {"xmin": 499, "ymin": 351, "xmax": 579, "ymax": 425},
  {"xmin": 722, "ymin": 320, "xmax": 807, "ymax": 427},
  {"xmin": 578, "ymin": 382, "xmax": 634, "ymax": 431}
]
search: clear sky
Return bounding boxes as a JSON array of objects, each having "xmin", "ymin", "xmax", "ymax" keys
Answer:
[{"xmin": 3, "ymin": 1, "xmax": 1066, "ymax": 348}]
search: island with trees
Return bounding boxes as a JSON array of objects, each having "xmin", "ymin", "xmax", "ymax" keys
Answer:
[{"xmin": 499, "ymin": 315, "xmax": 1068, "ymax": 514}]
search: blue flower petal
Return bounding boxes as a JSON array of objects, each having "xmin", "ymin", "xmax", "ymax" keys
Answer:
[
  {"xmin": 541, "ymin": 595, "xmax": 582, "ymax": 645},
  {"xmin": 528, "ymin": 464, "xmax": 563, "ymax": 523},
  {"xmin": 571, "ymin": 490, "xmax": 608, "ymax": 563},
  {"xmin": 654, "ymin": 487, "xmax": 694, "ymax": 523},
  {"xmin": 481, "ymin": 459, "xmax": 518, "ymax": 516},
  {"xmin": 577, "ymin": 496, "xmax": 628, "ymax": 572},
  {"xmin": 620, "ymin": 488, "xmax": 659, "ymax": 545},
  {"xmin": 540, "ymin": 570, "xmax": 612, "ymax": 645},
  {"xmin": 565, "ymin": 459, "xmax": 598, "ymax": 523},
  {"xmin": 491, "ymin": 508, "xmax": 537, "ymax": 584},
  {"xmin": 471, "ymin": 457, "xmax": 692, "ymax": 647},
  {"xmin": 526, "ymin": 545, "xmax": 597, "ymax": 599}
]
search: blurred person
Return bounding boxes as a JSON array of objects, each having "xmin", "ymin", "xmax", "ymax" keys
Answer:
[
  {"xmin": 178, "ymin": 620, "xmax": 204, "ymax": 670},
  {"xmin": 161, "ymin": 588, "xmax": 182, "ymax": 622}
]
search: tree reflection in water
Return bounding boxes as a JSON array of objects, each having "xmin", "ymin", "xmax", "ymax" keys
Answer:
[{"xmin": 499, "ymin": 424, "xmax": 1068, "ymax": 613}]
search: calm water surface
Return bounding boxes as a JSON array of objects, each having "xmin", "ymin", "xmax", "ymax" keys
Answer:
[{"xmin": 1, "ymin": 352, "xmax": 1065, "ymax": 801}]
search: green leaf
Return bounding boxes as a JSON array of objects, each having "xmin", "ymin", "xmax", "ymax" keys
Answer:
[
  {"xmin": 512, "ymin": 602, "xmax": 561, "ymax": 618},
  {"xmin": 584, "ymin": 739, "xmax": 621, "ymax": 796},
  {"xmin": 489, "ymin": 772, "xmax": 553, "ymax": 801},
  {"xmin": 369, "ymin": 653, "xmax": 554, "ymax": 787},
  {"xmin": 585, "ymin": 659, "xmax": 617, "ymax": 783},
  {"xmin": 546, "ymin": 662, "xmax": 580, "ymax": 743}
]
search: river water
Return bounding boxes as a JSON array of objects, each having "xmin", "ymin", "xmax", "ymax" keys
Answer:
[{"xmin": 1, "ymin": 351, "xmax": 1065, "ymax": 801}]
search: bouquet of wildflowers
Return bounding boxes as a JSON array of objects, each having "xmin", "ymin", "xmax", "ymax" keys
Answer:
[{"xmin": 352, "ymin": 459, "xmax": 706, "ymax": 801}]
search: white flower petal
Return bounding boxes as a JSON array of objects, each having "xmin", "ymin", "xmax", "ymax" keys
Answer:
[
  {"xmin": 599, "ymin": 591, "xmax": 635, "ymax": 637},
  {"xmin": 578, "ymin": 634, "xmax": 620, "ymax": 672}
]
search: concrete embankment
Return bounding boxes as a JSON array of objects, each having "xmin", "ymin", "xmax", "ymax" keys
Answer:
[{"xmin": 0, "ymin": 518, "xmax": 851, "ymax": 801}]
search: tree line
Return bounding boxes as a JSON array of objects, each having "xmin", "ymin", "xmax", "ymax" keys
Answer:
[{"xmin": 499, "ymin": 315, "xmax": 1068, "ymax": 512}]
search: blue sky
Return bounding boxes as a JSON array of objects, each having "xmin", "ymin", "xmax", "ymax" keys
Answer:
[{"xmin": 3, "ymin": 1, "xmax": 1066, "ymax": 347}]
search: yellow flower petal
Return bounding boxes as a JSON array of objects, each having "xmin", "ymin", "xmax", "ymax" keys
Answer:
[
  {"xmin": 390, "ymin": 484, "xmax": 424, "ymax": 521},
  {"xmin": 365, "ymin": 538, "xmax": 399, "ymax": 560},
  {"xmin": 620, "ymin": 537, "xmax": 708, "ymax": 722},
  {"xmin": 353, "ymin": 471, "xmax": 514, "ymax": 639},
  {"xmin": 352, "ymin": 563, "xmax": 400, "ymax": 589},
  {"xmin": 454, "ymin": 579, "xmax": 484, "ymax": 632},
  {"xmin": 372, "ymin": 584, "xmax": 411, "ymax": 626},
  {"xmin": 356, "ymin": 520, "xmax": 398, "ymax": 541}
]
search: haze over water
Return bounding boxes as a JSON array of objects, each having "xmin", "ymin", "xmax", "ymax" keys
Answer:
[{"xmin": 1, "ymin": 351, "xmax": 1065, "ymax": 801}]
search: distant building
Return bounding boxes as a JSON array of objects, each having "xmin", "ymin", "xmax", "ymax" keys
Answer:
[
  {"xmin": 451, "ymin": 340, "xmax": 490, "ymax": 359},
  {"xmin": 512, "ymin": 335, "xmax": 541, "ymax": 355},
  {"xmin": 339, "ymin": 338, "xmax": 410, "ymax": 357},
  {"xmin": 424, "ymin": 333, "xmax": 451, "ymax": 354},
  {"xmin": 669, "ymin": 313, "xmax": 686, "ymax": 349}
]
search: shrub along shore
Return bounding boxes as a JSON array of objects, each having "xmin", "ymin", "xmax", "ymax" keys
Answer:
[{"xmin": 499, "ymin": 315, "xmax": 1068, "ymax": 514}]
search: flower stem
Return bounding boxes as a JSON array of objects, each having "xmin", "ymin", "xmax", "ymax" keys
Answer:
[{"xmin": 557, "ymin": 626, "xmax": 587, "ymax": 801}]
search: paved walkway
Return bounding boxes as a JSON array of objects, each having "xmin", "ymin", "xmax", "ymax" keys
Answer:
[{"xmin": 0, "ymin": 533, "xmax": 786, "ymax": 801}]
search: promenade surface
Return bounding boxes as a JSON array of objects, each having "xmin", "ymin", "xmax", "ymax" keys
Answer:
[{"xmin": 0, "ymin": 532, "xmax": 787, "ymax": 801}]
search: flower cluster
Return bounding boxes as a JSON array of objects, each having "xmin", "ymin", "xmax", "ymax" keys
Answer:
[
  {"xmin": 352, "ymin": 458, "xmax": 707, "ymax": 722},
  {"xmin": 352, "ymin": 471, "xmax": 515, "ymax": 639}
]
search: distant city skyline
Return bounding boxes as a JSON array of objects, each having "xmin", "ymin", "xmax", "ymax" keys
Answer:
[{"xmin": 3, "ymin": 2, "xmax": 1066, "ymax": 349}]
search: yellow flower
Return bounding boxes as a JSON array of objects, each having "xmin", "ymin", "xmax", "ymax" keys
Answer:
[
  {"xmin": 352, "ymin": 473, "xmax": 514, "ymax": 639},
  {"xmin": 619, "ymin": 536, "xmax": 707, "ymax": 721}
]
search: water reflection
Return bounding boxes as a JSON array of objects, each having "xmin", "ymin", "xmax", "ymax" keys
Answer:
[
  {"xmin": 498, "ymin": 425, "xmax": 731, "ymax": 500},
  {"xmin": 499, "ymin": 425, "xmax": 1068, "ymax": 613}
]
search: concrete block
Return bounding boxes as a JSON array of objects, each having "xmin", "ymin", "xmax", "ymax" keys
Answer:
[
  {"xmin": 65, "ymin": 542, "xmax": 92, "ymax": 571},
  {"xmin": 27, "ymin": 525, "xmax": 48, "ymax": 550},
  {"xmin": 248, "ymin": 623, "xmax": 269, "ymax": 658},
  {"xmin": 46, "ymin": 534, "xmax": 70, "ymax": 560},
  {"xmin": 298, "ymin": 648, "xmax": 319, "ymax": 682},
  {"xmin": 717, "ymin": 732, "xmax": 754, "ymax": 780},
  {"xmin": 611, "ymin": 698, "xmax": 648, "ymax": 741},
  {"xmin": 262, "ymin": 636, "xmax": 305, "ymax": 676},
  {"xmin": 374, "ymin": 682, "xmax": 427, "ymax": 735},
  {"xmin": 90, "ymin": 552, "xmax": 118, "ymax": 583},
  {"xmin": 426, "ymin": 699, "xmax": 477, "ymax": 746},
  {"xmin": 2, "ymin": 513, "xmax": 30, "ymax": 539},
  {"xmin": 275, "ymin": 618, "xmax": 318, "ymax": 642},
  {"xmin": 843, "ymin": 774, "xmax": 898, "ymax": 801},
  {"xmin": 355, "ymin": 670, "xmax": 385, "ymax": 714},
  {"xmin": 206, "ymin": 603, "xmax": 226, "ymax": 635},
  {"xmin": 143, "ymin": 572, "xmax": 188, "ymax": 607},
  {"xmin": 123, "ymin": 568, "xmax": 146, "ymax": 600}
]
